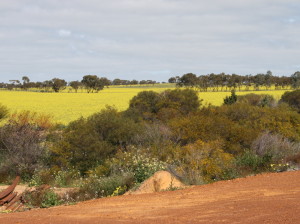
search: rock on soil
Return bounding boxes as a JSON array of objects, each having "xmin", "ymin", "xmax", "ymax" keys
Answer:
[{"xmin": 126, "ymin": 171, "xmax": 186, "ymax": 195}]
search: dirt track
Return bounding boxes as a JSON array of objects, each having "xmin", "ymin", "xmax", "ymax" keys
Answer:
[{"xmin": 1, "ymin": 171, "xmax": 300, "ymax": 224}]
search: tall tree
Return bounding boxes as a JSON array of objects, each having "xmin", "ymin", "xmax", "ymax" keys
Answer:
[
  {"xmin": 177, "ymin": 73, "xmax": 198, "ymax": 87},
  {"xmin": 52, "ymin": 78, "xmax": 67, "ymax": 92},
  {"xmin": 81, "ymin": 75, "xmax": 104, "ymax": 93}
]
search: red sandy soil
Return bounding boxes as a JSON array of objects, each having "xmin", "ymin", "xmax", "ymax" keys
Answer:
[{"xmin": 1, "ymin": 171, "xmax": 299, "ymax": 224}]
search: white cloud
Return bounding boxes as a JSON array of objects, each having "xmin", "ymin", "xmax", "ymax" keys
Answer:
[
  {"xmin": 58, "ymin": 29, "xmax": 72, "ymax": 37},
  {"xmin": 0, "ymin": 0, "xmax": 300, "ymax": 82}
]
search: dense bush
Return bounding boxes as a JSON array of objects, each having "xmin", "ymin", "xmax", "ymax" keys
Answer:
[
  {"xmin": 0, "ymin": 112, "xmax": 51, "ymax": 181},
  {"xmin": 70, "ymin": 173, "xmax": 134, "ymax": 201},
  {"xmin": 51, "ymin": 106, "xmax": 141, "ymax": 174},
  {"xmin": 175, "ymin": 140, "xmax": 234, "ymax": 184},
  {"xmin": 238, "ymin": 93, "xmax": 276, "ymax": 107},
  {"xmin": 251, "ymin": 132, "xmax": 300, "ymax": 163},
  {"xmin": 95, "ymin": 148, "xmax": 166, "ymax": 183},
  {"xmin": 23, "ymin": 188, "xmax": 62, "ymax": 208},
  {"xmin": 280, "ymin": 90, "xmax": 300, "ymax": 112},
  {"xmin": 127, "ymin": 88, "xmax": 201, "ymax": 120}
]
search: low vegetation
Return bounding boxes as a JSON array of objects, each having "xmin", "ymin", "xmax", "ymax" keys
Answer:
[{"xmin": 0, "ymin": 88, "xmax": 300, "ymax": 209}]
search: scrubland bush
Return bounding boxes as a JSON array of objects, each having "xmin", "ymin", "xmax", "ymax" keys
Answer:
[
  {"xmin": 69, "ymin": 173, "xmax": 134, "ymax": 201},
  {"xmin": 51, "ymin": 106, "xmax": 141, "ymax": 174},
  {"xmin": 175, "ymin": 140, "xmax": 234, "ymax": 184},
  {"xmin": 251, "ymin": 132, "xmax": 300, "ymax": 161},
  {"xmin": 23, "ymin": 187, "xmax": 62, "ymax": 208},
  {"xmin": 0, "ymin": 112, "xmax": 51, "ymax": 181},
  {"xmin": 89, "ymin": 147, "xmax": 166, "ymax": 184},
  {"xmin": 238, "ymin": 94, "xmax": 276, "ymax": 107},
  {"xmin": 280, "ymin": 90, "xmax": 300, "ymax": 112},
  {"xmin": 29, "ymin": 168, "xmax": 81, "ymax": 187},
  {"xmin": 127, "ymin": 88, "xmax": 201, "ymax": 120}
]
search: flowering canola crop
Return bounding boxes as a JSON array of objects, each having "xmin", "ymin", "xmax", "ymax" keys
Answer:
[{"xmin": 0, "ymin": 86, "xmax": 287, "ymax": 124}]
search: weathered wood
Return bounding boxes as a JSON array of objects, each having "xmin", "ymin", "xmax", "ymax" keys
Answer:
[
  {"xmin": 5, "ymin": 194, "xmax": 21, "ymax": 210},
  {"xmin": 12, "ymin": 203, "xmax": 23, "ymax": 212},
  {"xmin": 0, "ymin": 176, "xmax": 20, "ymax": 200},
  {"xmin": 0, "ymin": 192, "xmax": 17, "ymax": 205}
]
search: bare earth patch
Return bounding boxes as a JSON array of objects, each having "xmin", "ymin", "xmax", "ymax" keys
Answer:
[{"xmin": 0, "ymin": 171, "xmax": 299, "ymax": 224}]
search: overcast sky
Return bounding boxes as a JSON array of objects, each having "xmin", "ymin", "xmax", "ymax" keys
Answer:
[{"xmin": 0, "ymin": 0, "xmax": 299, "ymax": 82}]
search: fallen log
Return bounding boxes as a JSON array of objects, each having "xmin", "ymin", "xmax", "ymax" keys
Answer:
[
  {"xmin": 0, "ymin": 192, "xmax": 17, "ymax": 205},
  {"xmin": 0, "ymin": 176, "xmax": 20, "ymax": 200}
]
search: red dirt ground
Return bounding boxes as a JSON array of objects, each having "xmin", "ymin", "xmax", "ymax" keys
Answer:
[{"xmin": 1, "ymin": 171, "xmax": 299, "ymax": 224}]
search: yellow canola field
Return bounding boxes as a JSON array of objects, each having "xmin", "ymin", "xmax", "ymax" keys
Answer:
[{"xmin": 0, "ymin": 87, "xmax": 289, "ymax": 124}]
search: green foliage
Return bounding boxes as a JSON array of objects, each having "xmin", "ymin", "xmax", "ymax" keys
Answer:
[
  {"xmin": 91, "ymin": 148, "xmax": 166, "ymax": 184},
  {"xmin": 236, "ymin": 150, "xmax": 271, "ymax": 173},
  {"xmin": 52, "ymin": 78, "xmax": 67, "ymax": 92},
  {"xmin": 176, "ymin": 140, "xmax": 234, "ymax": 184},
  {"xmin": 223, "ymin": 90, "xmax": 237, "ymax": 105},
  {"xmin": 238, "ymin": 93, "xmax": 276, "ymax": 107},
  {"xmin": 51, "ymin": 106, "xmax": 141, "ymax": 174},
  {"xmin": 128, "ymin": 88, "xmax": 201, "ymax": 121},
  {"xmin": 23, "ymin": 188, "xmax": 62, "ymax": 208},
  {"xmin": 280, "ymin": 90, "xmax": 300, "ymax": 112},
  {"xmin": 81, "ymin": 75, "xmax": 104, "ymax": 93},
  {"xmin": 291, "ymin": 71, "xmax": 300, "ymax": 89},
  {"xmin": 0, "ymin": 112, "xmax": 50, "ymax": 180},
  {"xmin": 29, "ymin": 168, "xmax": 81, "ymax": 187},
  {"xmin": 72, "ymin": 173, "xmax": 134, "ymax": 201},
  {"xmin": 176, "ymin": 73, "xmax": 198, "ymax": 87},
  {"xmin": 41, "ymin": 190, "xmax": 63, "ymax": 208}
]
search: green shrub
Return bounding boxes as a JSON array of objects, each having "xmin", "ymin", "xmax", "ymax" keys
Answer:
[
  {"xmin": 176, "ymin": 140, "xmax": 234, "ymax": 184},
  {"xmin": 280, "ymin": 90, "xmax": 300, "ymax": 112},
  {"xmin": 71, "ymin": 173, "xmax": 134, "ymax": 201},
  {"xmin": 235, "ymin": 150, "xmax": 271, "ymax": 173},
  {"xmin": 41, "ymin": 190, "xmax": 63, "ymax": 208},
  {"xmin": 101, "ymin": 148, "xmax": 167, "ymax": 183},
  {"xmin": 127, "ymin": 88, "xmax": 201, "ymax": 121},
  {"xmin": 23, "ymin": 188, "xmax": 62, "ymax": 208},
  {"xmin": 238, "ymin": 93, "xmax": 276, "ymax": 107},
  {"xmin": 51, "ymin": 107, "xmax": 141, "ymax": 174},
  {"xmin": 223, "ymin": 90, "xmax": 237, "ymax": 105}
]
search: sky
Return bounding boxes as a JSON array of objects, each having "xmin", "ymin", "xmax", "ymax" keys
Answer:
[{"xmin": 0, "ymin": 0, "xmax": 300, "ymax": 83}]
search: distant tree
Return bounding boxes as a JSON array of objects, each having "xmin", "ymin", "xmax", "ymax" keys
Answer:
[
  {"xmin": 168, "ymin": 77, "xmax": 177, "ymax": 83},
  {"xmin": 177, "ymin": 73, "xmax": 198, "ymax": 87},
  {"xmin": 69, "ymin": 81, "xmax": 81, "ymax": 93},
  {"xmin": 112, "ymin": 78, "xmax": 122, "ymax": 85},
  {"xmin": 130, "ymin": 80, "xmax": 139, "ymax": 85},
  {"xmin": 139, "ymin": 80, "xmax": 147, "ymax": 85},
  {"xmin": 42, "ymin": 80, "xmax": 53, "ymax": 92},
  {"xmin": 99, "ymin": 77, "xmax": 111, "ymax": 87},
  {"xmin": 81, "ymin": 75, "xmax": 104, "ymax": 93},
  {"xmin": 9, "ymin": 80, "xmax": 21, "ymax": 90},
  {"xmin": 291, "ymin": 71, "xmax": 300, "ymax": 89},
  {"xmin": 21, "ymin": 76, "xmax": 30, "ymax": 90},
  {"xmin": 52, "ymin": 78, "xmax": 67, "ymax": 92}
]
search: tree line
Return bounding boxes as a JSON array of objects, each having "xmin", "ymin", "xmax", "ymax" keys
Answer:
[
  {"xmin": 169, "ymin": 71, "xmax": 300, "ymax": 91},
  {"xmin": 0, "ymin": 75, "xmax": 159, "ymax": 93},
  {"xmin": 2, "ymin": 70, "xmax": 300, "ymax": 93}
]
